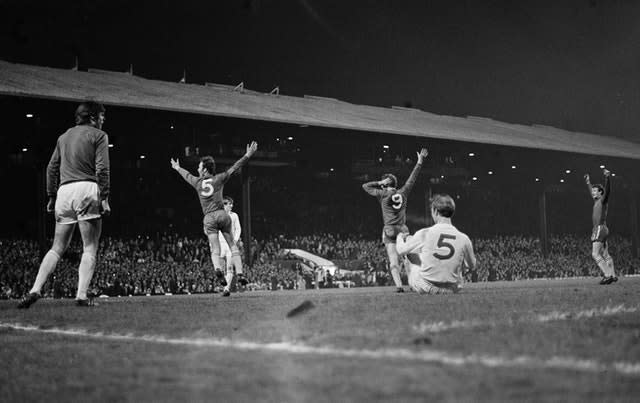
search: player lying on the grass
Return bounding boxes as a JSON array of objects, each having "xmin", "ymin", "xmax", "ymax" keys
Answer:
[
  {"xmin": 18, "ymin": 101, "xmax": 111, "ymax": 309},
  {"xmin": 584, "ymin": 168, "xmax": 617, "ymax": 285},
  {"xmin": 217, "ymin": 196, "xmax": 248, "ymax": 297},
  {"xmin": 171, "ymin": 142, "xmax": 257, "ymax": 292},
  {"xmin": 396, "ymin": 194, "xmax": 476, "ymax": 294},
  {"xmin": 362, "ymin": 148, "xmax": 428, "ymax": 293}
]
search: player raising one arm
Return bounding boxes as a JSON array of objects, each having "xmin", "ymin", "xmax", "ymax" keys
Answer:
[
  {"xmin": 362, "ymin": 148, "xmax": 428, "ymax": 293},
  {"xmin": 584, "ymin": 168, "xmax": 616, "ymax": 284},
  {"xmin": 171, "ymin": 141, "xmax": 257, "ymax": 293}
]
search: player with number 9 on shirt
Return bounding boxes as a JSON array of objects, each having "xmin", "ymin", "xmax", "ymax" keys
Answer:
[
  {"xmin": 396, "ymin": 194, "xmax": 476, "ymax": 294},
  {"xmin": 171, "ymin": 141, "xmax": 257, "ymax": 289},
  {"xmin": 362, "ymin": 148, "xmax": 428, "ymax": 292}
]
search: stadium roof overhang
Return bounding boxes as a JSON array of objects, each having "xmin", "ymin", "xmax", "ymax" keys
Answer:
[{"xmin": 1, "ymin": 59, "xmax": 639, "ymax": 160}]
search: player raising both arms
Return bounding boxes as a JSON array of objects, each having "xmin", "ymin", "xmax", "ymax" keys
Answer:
[
  {"xmin": 362, "ymin": 148, "xmax": 428, "ymax": 292},
  {"xmin": 584, "ymin": 168, "xmax": 617, "ymax": 284},
  {"xmin": 171, "ymin": 142, "xmax": 257, "ymax": 291}
]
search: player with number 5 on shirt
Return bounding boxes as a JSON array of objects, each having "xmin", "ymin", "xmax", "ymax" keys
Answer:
[
  {"xmin": 171, "ymin": 141, "xmax": 257, "ymax": 287},
  {"xmin": 396, "ymin": 194, "xmax": 476, "ymax": 294},
  {"xmin": 362, "ymin": 148, "xmax": 428, "ymax": 292}
]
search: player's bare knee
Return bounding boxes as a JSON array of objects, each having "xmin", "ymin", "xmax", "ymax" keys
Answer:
[
  {"xmin": 81, "ymin": 252, "xmax": 97, "ymax": 263},
  {"xmin": 82, "ymin": 245, "xmax": 98, "ymax": 257},
  {"xmin": 51, "ymin": 239, "xmax": 71, "ymax": 256}
]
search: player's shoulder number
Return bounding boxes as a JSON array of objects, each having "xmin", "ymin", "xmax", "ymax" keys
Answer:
[
  {"xmin": 433, "ymin": 233, "xmax": 456, "ymax": 260},
  {"xmin": 201, "ymin": 178, "xmax": 214, "ymax": 197}
]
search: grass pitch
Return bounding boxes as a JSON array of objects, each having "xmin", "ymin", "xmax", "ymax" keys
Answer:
[{"xmin": 1, "ymin": 277, "xmax": 640, "ymax": 402}]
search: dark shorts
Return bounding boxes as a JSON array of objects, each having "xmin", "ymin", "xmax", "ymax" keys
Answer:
[
  {"xmin": 382, "ymin": 224, "xmax": 409, "ymax": 245},
  {"xmin": 203, "ymin": 210, "xmax": 232, "ymax": 235},
  {"xmin": 591, "ymin": 225, "xmax": 609, "ymax": 243}
]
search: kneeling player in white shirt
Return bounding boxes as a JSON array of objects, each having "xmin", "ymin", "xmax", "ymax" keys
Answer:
[{"xmin": 396, "ymin": 194, "xmax": 476, "ymax": 294}]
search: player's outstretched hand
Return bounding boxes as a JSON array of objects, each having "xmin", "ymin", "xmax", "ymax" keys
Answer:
[
  {"xmin": 246, "ymin": 141, "xmax": 258, "ymax": 158},
  {"xmin": 46, "ymin": 197, "xmax": 55, "ymax": 214},
  {"xmin": 100, "ymin": 199, "xmax": 111, "ymax": 217},
  {"xmin": 584, "ymin": 173, "xmax": 590, "ymax": 183},
  {"xmin": 603, "ymin": 169, "xmax": 611, "ymax": 177},
  {"xmin": 417, "ymin": 148, "xmax": 428, "ymax": 163},
  {"xmin": 170, "ymin": 158, "xmax": 180, "ymax": 170}
]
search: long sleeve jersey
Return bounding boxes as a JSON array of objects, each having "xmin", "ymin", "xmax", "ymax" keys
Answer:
[
  {"xmin": 46, "ymin": 125, "xmax": 110, "ymax": 200},
  {"xmin": 591, "ymin": 175, "xmax": 611, "ymax": 226},
  {"xmin": 176, "ymin": 155, "xmax": 249, "ymax": 216},
  {"xmin": 362, "ymin": 161, "xmax": 423, "ymax": 226}
]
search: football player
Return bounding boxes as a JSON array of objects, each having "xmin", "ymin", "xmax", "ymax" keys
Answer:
[
  {"xmin": 362, "ymin": 148, "xmax": 428, "ymax": 292},
  {"xmin": 18, "ymin": 101, "xmax": 111, "ymax": 308},
  {"xmin": 396, "ymin": 194, "xmax": 476, "ymax": 294},
  {"xmin": 584, "ymin": 169, "xmax": 616, "ymax": 284},
  {"xmin": 171, "ymin": 142, "xmax": 257, "ymax": 292},
  {"xmin": 218, "ymin": 196, "xmax": 248, "ymax": 296}
]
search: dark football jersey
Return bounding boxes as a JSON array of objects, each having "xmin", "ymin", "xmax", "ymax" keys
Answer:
[
  {"xmin": 177, "ymin": 169, "xmax": 229, "ymax": 215},
  {"xmin": 47, "ymin": 125, "xmax": 110, "ymax": 200},
  {"xmin": 175, "ymin": 154, "xmax": 250, "ymax": 216},
  {"xmin": 363, "ymin": 161, "xmax": 422, "ymax": 226},
  {"xmin": 591, "ymin": 176, "xmax": 610, "ymax": 226}
]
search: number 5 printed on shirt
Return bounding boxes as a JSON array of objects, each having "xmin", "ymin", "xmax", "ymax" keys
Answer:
[
  {"xmin": 201, "ymin": 178, "xmax": 214, "ymax": 196},
  {"xmin": 434, "ymin": 233, "xmax": 456, "ymax": 260}
]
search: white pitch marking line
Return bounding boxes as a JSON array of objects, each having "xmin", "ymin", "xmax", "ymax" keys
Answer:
[
  {"xmin": 1, "ymin": 321, "xmax": 640, "ymax": 377},
  {"xmin": 413, "ymin": 304, "xmax": 639, "ymax": 333}
]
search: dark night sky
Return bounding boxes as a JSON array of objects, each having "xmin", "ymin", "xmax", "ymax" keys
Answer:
[{"xmin": 2, "ymin": 0, "xmax": 640, "ymax": 142}]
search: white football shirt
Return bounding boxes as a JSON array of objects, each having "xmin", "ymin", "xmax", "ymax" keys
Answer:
[{"xmin": 397, "ymin": 223, "xmax": 475, "ymax": 283}]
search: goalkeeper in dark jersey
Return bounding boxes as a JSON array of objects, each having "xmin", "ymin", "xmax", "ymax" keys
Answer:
[
  {"xmin": 584, "ymin": 168, "xmax": 617, "ymax": 285},
  {"xmin": 362, "ymin": 148, "xmax": 428, "ymax": 292},
  {"xmin": 171, "ymin": 141, "xmax": 257, "ymax": 295},
  {"xmin": 18, "ymin": 101, "xmax": 111, "ymax": 309}
]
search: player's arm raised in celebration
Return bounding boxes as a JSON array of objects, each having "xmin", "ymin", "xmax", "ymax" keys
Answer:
[
  {"xmin": 45, "ymin": 140, "xmax": 61, "ymax": 213},
  {"xmin": 396, "ymin": 229, "xmax": 427, "ymax": 256},
  {"xmin": 399, "ymin": 148, "xmax": 428, "ymax": 194},
  {"xmin": 226, "ymin": 141, "xmax": 258, "ymax": 177},
  {"xmin": 584, "ymin": 173, "xmax": 593, "ymax": 197},
  {"xmin": 602, "ymin": 169, "xmax": 611, "ymax": 204},
  {"xmin": 170, "ymin": 158, "xmax": 199, "ymax": 188}
]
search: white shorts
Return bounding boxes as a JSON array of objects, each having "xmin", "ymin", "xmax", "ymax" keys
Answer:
[
  {"xmin": 55, "ymin": 181, "xmax": 101, "ymax": 224},
  {"xmin": 409, "ymin": 270, "xmax": 461, "ymax": 295}
]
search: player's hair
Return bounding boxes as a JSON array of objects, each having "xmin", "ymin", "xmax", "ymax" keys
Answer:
[
  {"xmin": 223, "ymin": 196, "xmax": 234, "ymax": 204},
  {"xmin": 381, "ymin": 173, "xmax": 397, "ymax": 188},
  {"xmin": 200, "ymin": 156, "xmax": 216, "ymax": 174},
  {"xmin": 592, "ymin": 184, "xmax": 604, "ymax": 195},
  {"xmin": 75, "ymin": 101, "xmax": 105, "ymax": 126},
  {"xmin": 430, "ymin": 194, "xmax": 456, "ymax": 218}
]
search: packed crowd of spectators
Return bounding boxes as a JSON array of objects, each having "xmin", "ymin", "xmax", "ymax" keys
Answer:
[{"xmin": 1, "ymin": 233, "xmax": 638, "ymax": 299}]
